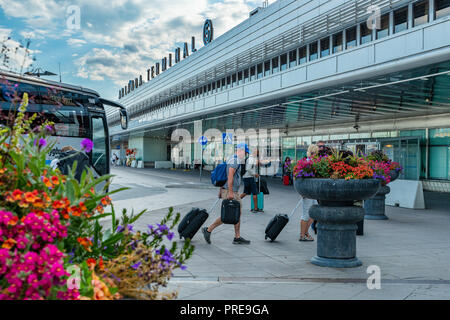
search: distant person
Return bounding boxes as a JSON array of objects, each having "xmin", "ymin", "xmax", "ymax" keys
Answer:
[
  {"xmin": 283, "ymin": 156, "xmax": 293, "ymax": 185},
  {"xmin": 202, "ymin": 143, "xmax": 251, "ymax": 245},
  {"xmin": 240, "ymin": 148, "xmax": 261, "ymax": 212},
  {"xmin": 299, "ymin": 144, "xmax": 318, "ymax": 242}
]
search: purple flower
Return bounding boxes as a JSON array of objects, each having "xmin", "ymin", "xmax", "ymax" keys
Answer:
[
  {"xmin": 131, "ymin": 261, "xmax": 141, "ymax": 270},
  {"xmin": 167, "ymin": 232, "xmax": 175, "ymax": 241},
  {"xmin": 116, "ymin": 225, "xmax": 125, "ymax": 233},
  {"xmin": 45, "ymin": 125, "xmax": 54, "ymax": 133},
  {"xmin": 34, "ymin": 138, "xmax": 47, "ymax": 148},
  {"xmin": 80, "ymin": 138, "xmax": 93, "ymax": 153},
  {"xmin": 127, "ymin": 224, "xmax": 134, "ymax": 232}
]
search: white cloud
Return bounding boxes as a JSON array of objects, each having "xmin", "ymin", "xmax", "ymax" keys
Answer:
[
  {"xmin": 67, "ymin": 38, "xmax": 87, "ymax": 47},
  {"xmin": 1, "ymin": 0, "xmax": 268, "ymax": 87},
  {"xmin": 0, "ymin": 28, "xmax": 36, "ymax": 73}
]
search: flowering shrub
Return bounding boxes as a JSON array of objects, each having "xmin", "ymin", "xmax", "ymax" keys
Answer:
[
  {"xmin": 389, "ymin": 161, "xmax": 403, "ymax": 173},
  {"xmin": 293, "ymin": 149, "xmax": 374, "ymax": 180},
  {"xmin": 366, "ymin": 150, "xmax": 403, "ymax": 185},
  {"xmin": 368, "ymin": 160, "xmax": 391, "ymax": 186},
  {"xmin": 0, "ymin": 88, "xmax": 194, "ymax": 300}
]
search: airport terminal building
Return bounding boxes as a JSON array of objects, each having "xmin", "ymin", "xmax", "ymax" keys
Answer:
[{"xmin": 107, "ymin": 0, "xmax": 450, "ymax": 192}]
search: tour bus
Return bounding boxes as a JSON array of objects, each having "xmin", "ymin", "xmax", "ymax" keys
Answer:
[{"xmin": 0, "ymin": 70, "xmax": 128, "ymax": 178}]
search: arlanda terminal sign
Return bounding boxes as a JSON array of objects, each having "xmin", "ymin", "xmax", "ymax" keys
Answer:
[{"xmin": 119, "ymin": 19, "xmax": 214, "ymax": 99}]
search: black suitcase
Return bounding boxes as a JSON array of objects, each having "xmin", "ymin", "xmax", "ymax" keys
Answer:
[
  {"xmin": 178, "ymin": 208, "xmax": 209, "ymax": 240},
  {"xmin": 221, "ymin": 199, "xmax": 241, "ymax": 225},
  {"xmin": 265, "ymin": 214, "xmax": 289, "ymax": 242}
]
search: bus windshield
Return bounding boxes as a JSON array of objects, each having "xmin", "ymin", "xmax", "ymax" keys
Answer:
[{"xmin": 0, "ymin": 78, "xmax": 110, "ymax": 177}]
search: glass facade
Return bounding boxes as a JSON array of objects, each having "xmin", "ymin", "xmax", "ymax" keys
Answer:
[{"xmin": 278, "ymin": 128, "xmax": 450, "ymax": 182}]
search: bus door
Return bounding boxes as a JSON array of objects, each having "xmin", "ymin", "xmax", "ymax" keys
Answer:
[{"xmin": 90, "ymin": 113, "xmax": 110, "ymax": 177}]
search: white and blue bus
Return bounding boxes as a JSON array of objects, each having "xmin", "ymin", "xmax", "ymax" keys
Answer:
[{"xmin": 0, "ymin": 70, "xmax": 128, "ymax": 177}]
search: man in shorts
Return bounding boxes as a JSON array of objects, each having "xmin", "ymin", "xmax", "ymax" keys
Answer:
[{"xmin": 202, "ymin": 143, "xmax": 251, "ymax": 245}]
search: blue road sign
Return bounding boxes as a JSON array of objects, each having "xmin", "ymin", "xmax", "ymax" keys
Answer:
[
  {"xmin": 198, "ymin": 136, "xmax": 208, "ymax": 145},
  {"xmin": 222, "ymin": 133, "xmax": 233, "ymax": 145}
]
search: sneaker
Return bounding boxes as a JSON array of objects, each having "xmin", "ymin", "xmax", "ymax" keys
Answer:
[
  {"xmin": 202, "ymin": 227, "xmax": 211, "ymax": 244},
  {"xmin": 256, "ymin": 208, "xmax": 264, "ymax": 213},
  {"xmin": 233, "ymin": 237, "xmax": 251, "ymax": 245}
]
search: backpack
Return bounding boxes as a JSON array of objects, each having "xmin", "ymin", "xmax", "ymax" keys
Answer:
[
  {"xmin": 240, "ymin": 156, "xmax": 248, "ymax": 177},
  {"xmin": 211, "ymin": 163, "xmax": 228, "ymax": 187}
]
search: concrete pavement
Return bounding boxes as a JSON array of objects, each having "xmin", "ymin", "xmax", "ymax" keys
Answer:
[{"xmin": 106, "ymin": 166, "xmax": 450, "ymax": 300}]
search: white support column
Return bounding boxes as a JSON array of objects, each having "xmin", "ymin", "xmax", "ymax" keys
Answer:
[
  {"xmin": 389, "ymin": 11, "xmax": 394, "ymax": 35},
  {"xmin": 408, "ymin": 3, "xmax": 414, "ymax": 28},
  {"xmin": 429, "ymin": 0, "xmax": 435, "ymax": 22}
]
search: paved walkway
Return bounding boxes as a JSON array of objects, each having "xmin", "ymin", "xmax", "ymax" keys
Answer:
[{"xmin": 108, "ymin": 167, "xmax": 450, "ymax": 300}]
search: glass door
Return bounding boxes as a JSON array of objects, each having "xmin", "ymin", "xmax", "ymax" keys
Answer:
[
  {"xmin": 381, "ymin": 137, "xmax": 420, "ymax": 180},
  {"xmin": 91, "ymin": 115, "xmax": 110, "ymax": 176}
]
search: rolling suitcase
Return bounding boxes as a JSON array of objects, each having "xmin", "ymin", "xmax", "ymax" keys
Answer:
[
  {"xmin": 251, "ymin": 177, "xmax": 265, "ymax": 211},
  {"xmin": 264, "ymin": 199, "xmax": 303, "ymax": 242},
  {"xmin": 178, "ymin": 199, "xmax": 220, "ymax": 240},
  {"xmin": 221, "ymin": 199, "xmax": 241, "ymax": 225},
  {"xmin": 251, "ymin": 192, "xmax": 264, "ymax": 211}
]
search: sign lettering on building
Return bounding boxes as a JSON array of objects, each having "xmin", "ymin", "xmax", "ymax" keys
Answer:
[{"xmin": 119, "ymin": 19, "xmax": 214, "ymax": 99}]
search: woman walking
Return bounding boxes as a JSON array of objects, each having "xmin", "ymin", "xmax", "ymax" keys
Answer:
[{"xmin": 299, "ymin": 144, "xmax": 319, "ymax": 242}]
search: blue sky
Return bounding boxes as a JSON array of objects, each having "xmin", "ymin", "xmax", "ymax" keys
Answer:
[{"xmin": 0, "ymin": 0, "xmax": 267, "ymax": 100}]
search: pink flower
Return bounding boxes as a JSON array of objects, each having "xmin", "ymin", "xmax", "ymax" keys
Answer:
[
  {"xmin": 23, "ymin": 252, "xmax": 38, "ymax": 265},
  {"xmin": 16, "ymin": 236, "xmax": 29, "ymax": 250}
]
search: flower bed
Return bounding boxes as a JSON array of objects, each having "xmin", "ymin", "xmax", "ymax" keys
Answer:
[{"xmin": 0, "ymin": 90, "xmax": 194, "ymax": 300}]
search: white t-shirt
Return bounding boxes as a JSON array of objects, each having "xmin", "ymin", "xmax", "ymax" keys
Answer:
[{"xmin": 243, "ymin": 155, "xmax": 257, "ymax": 179}]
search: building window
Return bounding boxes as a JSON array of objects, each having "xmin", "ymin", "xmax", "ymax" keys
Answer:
[
  {"xmin": 250, "ymin": 66, "xmax": 256, "ymax": 81},
  {"xmin": 264, "ymin": 60, "xmax": 271, "ymax": 76},
  {"xmin": 320, "ymin": 36, "xmax": 330, "ymax": 57},
  {"xmin": 360, "ymin": 22, "xmax": 372, "ymax": 44},
  {"xmin": 238, "ymin": 71, "xmax": 243, "ymax": 85},
  {"xmin": 217, "ymin": 80, "xmax": 221, "ymax": 92},
  {"xmin": 289, "ymin": 49, "xmax": 297, "ymax": 67},
  {"xmin": 346, "ymin": 27, "xmax": 357, "ymax": 49},
  {"xmin": 332, "ymin": 32, "xmax": 343, "ymax": 53},
  {"xmin": 435, "ymin": 0, "xmax": 450, "ymax": 19},
  {"xmin": 211, "ymin": 82, "xmax": 215, "ymax": 92},
  {"xmin": 221, "ymin": 78, "xmax": 226, "ymax": 91},
  {"xmin": 244, "ymin": 69, "xmax": 249, "ymax": 83},
  {"xmin": 204, "ymin": 85, "xmax": 207, "ymax": 96},
  {"xmin": 280, "ymin": 53, "xmax": 287, "ymax": 71},
  {"xmin": 272, "ymin": 57, "xmax": 279, "ymax": 74},
  {"xmin": 377, "ymin": 13, "xmax": 390, "ymax": 39},
  {"xmin": 309, "ymin": 42, "xmax": 318, "ymax": 61},
  {"xmin": 226, "ymin": 76, "xmax": 231, "ymax": 89},
  {"xmin": 257, "ymin": 63, "xmax": 263, "ymax": 79},
  {"xmin": 394, "ymin": 7, "xmax": 408, "ymax": 33},
  {"xmin": 414, "ymin": 0, "xmax": 429, "ymax": 26},
  {"xmin": 299, "ymin": 46, "xmax": 307, "ymax": 64},
  {"xmin": 208, "ymin": 83, "xmax": 212, "ymax": 93},
  {"xmin": 232, "ymin": 74, "xmax": 237, "ymax": 87}
]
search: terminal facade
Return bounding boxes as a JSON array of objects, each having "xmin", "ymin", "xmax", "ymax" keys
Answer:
[{"xmin": 107, "ymin": 0, "xmax": 450, "ymax": 192}]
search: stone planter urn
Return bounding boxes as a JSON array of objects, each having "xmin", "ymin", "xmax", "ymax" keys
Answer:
[
  {"xmin": 295, "ymin": 178, "xmax": 380, "ymax": 268},
  {"xmin": 364, "ymin": 170, "xmax": 400, "ymax": 220}
]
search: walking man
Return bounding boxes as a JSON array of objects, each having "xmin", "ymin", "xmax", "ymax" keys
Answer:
[{"xmin": 202, "ymin": 143, "xmax": 251, "ymax": 245}]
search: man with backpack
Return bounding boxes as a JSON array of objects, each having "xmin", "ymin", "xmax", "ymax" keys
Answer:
[{"xmin": 202, "ymin": 143, "xmax": 251, "ymax": 245}]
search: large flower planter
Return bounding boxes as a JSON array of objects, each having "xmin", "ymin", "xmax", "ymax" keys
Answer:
[
  {"xmin": 364, "ymin": 170, "xmax": 399, "ymax": 220},
  {"xmin": 295, "ymin": 178, "xmax": 380, "ymax": 268}
]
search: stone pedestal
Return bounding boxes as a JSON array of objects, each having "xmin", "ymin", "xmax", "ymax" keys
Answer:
[
  {"xmin": 294, "ymin": 179, "xmax": 380, "ymax": 268},
  {"xmin": 310, "ymin": 203, "xmax": 364, "ymax": 268},
  {"xmin": 364, "ymin": 185, "xmax": 390, "ymax": 220}
]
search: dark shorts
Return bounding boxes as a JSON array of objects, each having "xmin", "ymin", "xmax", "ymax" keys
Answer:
[{"xmin": 243, "ymin": 177, "xmax": 258, "ymax": 195}]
